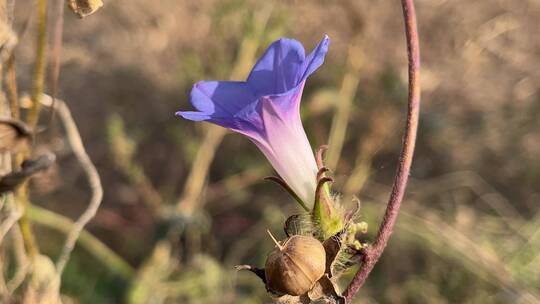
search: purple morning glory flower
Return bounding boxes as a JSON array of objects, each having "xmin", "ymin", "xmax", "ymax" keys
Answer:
[{"xmin": 177, "ymin": 35, "xmax": 330, "ymax": 205}]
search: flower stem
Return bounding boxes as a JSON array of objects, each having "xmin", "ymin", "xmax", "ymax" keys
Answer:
[{"xmin": 343, "ymin": 0, "xmax": 421, "ymax": 301}]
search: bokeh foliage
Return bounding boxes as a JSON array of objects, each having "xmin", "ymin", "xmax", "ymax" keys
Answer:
[{"xmin": 1, "ymin": 0, "xmax": 539, "ymax": 303}]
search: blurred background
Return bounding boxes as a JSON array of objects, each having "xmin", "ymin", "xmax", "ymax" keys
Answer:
[{"xmin": 1, "ymin": 0, "xmax": 539, "ymax": 303}]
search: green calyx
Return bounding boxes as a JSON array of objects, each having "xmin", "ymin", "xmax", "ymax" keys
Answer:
[{"xmin": 311, "ymin": 172, "xmax": 344, "ymax": 240}]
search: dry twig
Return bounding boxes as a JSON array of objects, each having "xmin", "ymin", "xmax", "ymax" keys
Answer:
[
  {"xmin": 6, "ymin": 225, "xmax": 30, "ymax": 293},
  {"xmin": 27, "ymin": 205, "xmax": 134, "ymax": 280},
  {"xmin": 46, "ymin": 0, "xmax": 65, "ymax": 130},
  {"xmin": 27, "ymin": 0, "xmax": 48, "ymax": 128},
  {"xmin": 0, "ymin": 195, "xmax": 22, "ymax": 245},
  {"xmin": 40, "ymin": 94, "xmax": 104, "ymax": 277}
]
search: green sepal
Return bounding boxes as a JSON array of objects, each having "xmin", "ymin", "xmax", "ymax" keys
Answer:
[{"xmin": 311, "ymin": 181, "xmax": 344, "ymax": 240}]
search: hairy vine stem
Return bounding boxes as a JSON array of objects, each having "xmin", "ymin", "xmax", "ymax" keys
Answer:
[{"xmin": 343, "ymin": 0, "xmax": 421, "ymax": 301}]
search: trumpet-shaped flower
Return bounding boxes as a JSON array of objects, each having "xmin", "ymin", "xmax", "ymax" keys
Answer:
[{"xmin": 176, "ymin": 36, "xmax": 330, "ymax": 205}]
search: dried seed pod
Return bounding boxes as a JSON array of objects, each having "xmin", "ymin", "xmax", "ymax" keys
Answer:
[
  {"xmin": 67, "ymin": 0, "xmax": 104, "ymax": 18},
  {"xmin": 0, "ymin": 118, "xmax": 32, "ymax": 153},
  {"xmin": 265, "ymin": 231, "xmax": 326, "ymax": 296},
  {"xmin": 0, "ymin": 153, "xmax": 56, "ymax": 193}
]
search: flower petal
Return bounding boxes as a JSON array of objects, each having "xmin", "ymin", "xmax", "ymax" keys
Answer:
[
  {"xmin": 299, "ymin": 35, "xmax": 330, "ymax": 83},
  {"xmin": 246, "ymin": 36, "xmax": 330, "ymax": 98},
  {"xmin": 176, "ymin": 35, "xmax": 331, "ymax": 206},
  {"xmin": 176, "ymin": 80, "xmax": 259, "ymax": 129},
  {"xmin": 175, "ymin": 111, "xmax": 211, "ymax": 121},
  {"xmin": 247, "ymin": 38, "xmax": 305, "ymax": 96},
  {"xmin": 252, "ymin": 88, "xmax": 318, "ymax": 204},
  {"xmin": 184, "ymin": 80, "xmax": 256, "ymax": 115}
]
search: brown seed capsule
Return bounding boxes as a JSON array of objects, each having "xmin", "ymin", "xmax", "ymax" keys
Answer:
[
  {"xmin": 0, "ymin": 118, "xmax": 32, "ymax": 153},
  {"xmin": 67, "ymin": 0, "xmax": 104, "ymax": 18},
  {"xmin": 264, "ymin": 231, "xmax": 326, "ymax": 296}
]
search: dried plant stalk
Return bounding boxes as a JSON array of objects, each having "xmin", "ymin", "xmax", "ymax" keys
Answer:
[
  {"xmin": 27, "ymin": 0, "xmax": 48, "ymax": 129},
  {"xmin": 27, "ymin": 205, "xmax": 134, "ymax": 280},
  {"xmin": 0, "ymin": 196, "xmax": 22, "ymax": 245},
  {"xmin": 6, "ymin": 226, "xmax": 30, "ymax": 293},
  {"xmin": 39, "ymin": 95, "xmax": 104, "ymax": 278}
]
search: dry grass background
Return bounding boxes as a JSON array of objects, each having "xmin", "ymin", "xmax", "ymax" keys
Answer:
[{"xmin": 1, "ymin": 0, "xmax": 539, "ymax": 303}]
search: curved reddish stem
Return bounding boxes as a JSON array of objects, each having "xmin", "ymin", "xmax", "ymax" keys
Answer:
[{"xmin": 343, "ymin": 0, "xmax": 421, "ymax": 302}]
